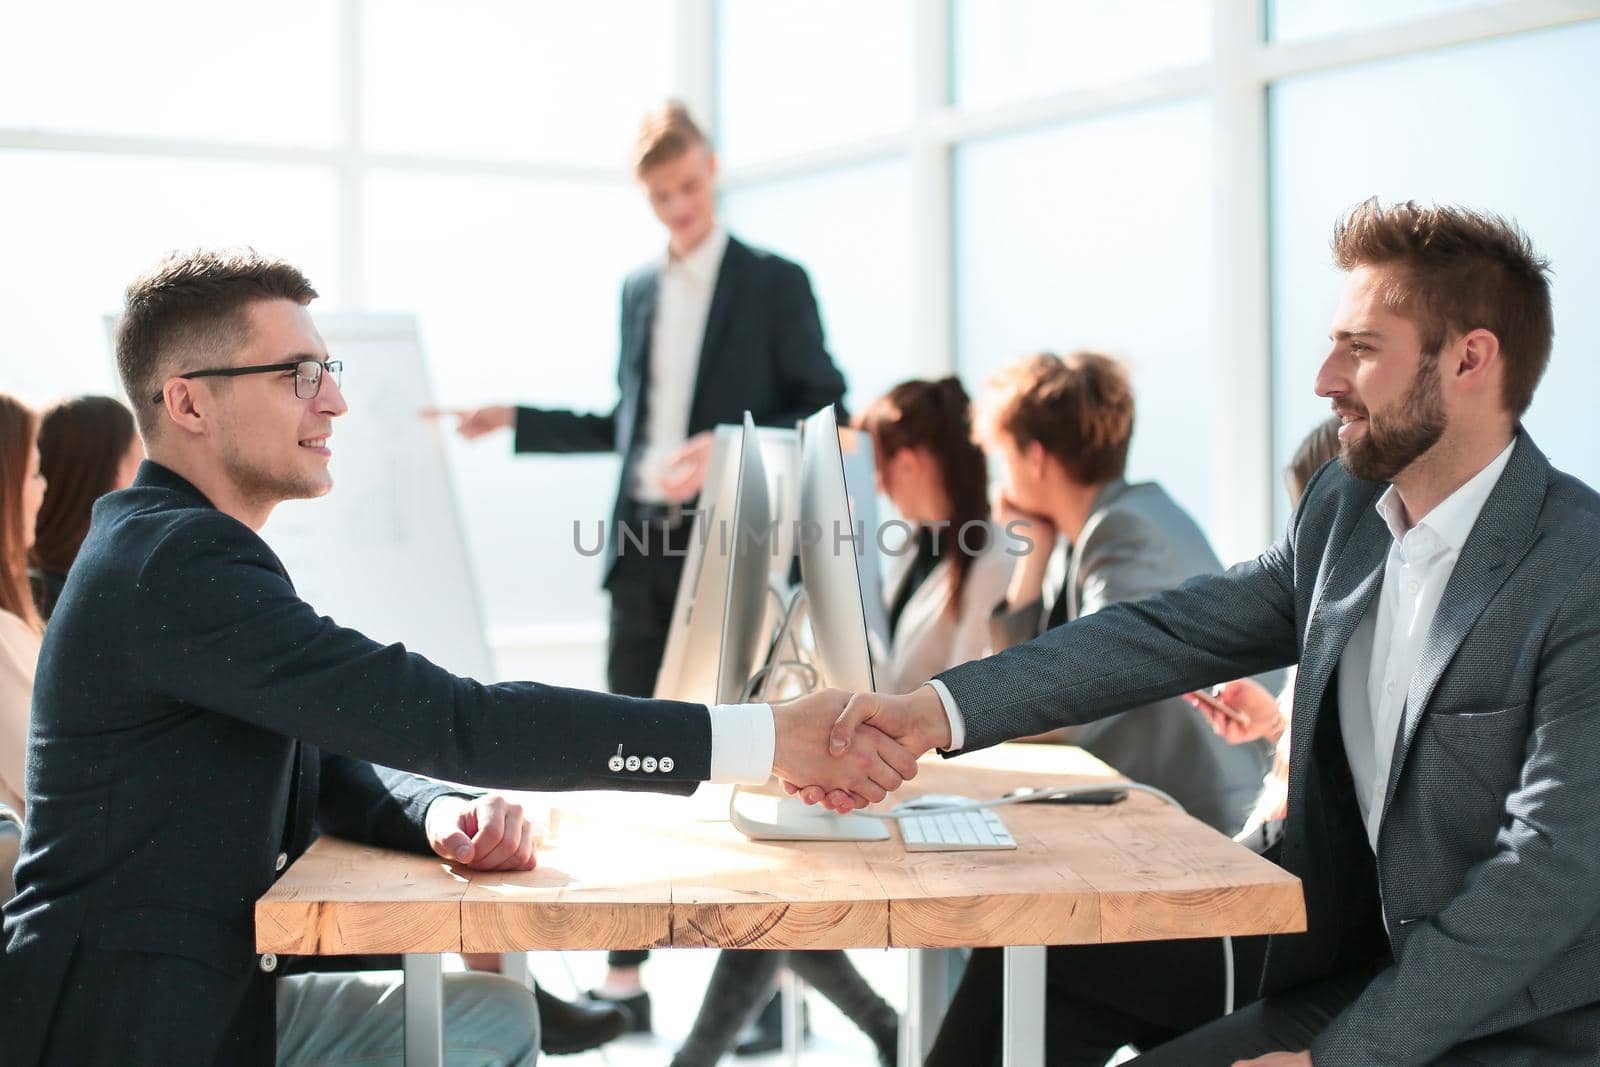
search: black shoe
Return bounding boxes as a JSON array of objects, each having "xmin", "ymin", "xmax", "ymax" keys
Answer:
[
  {"xmin": 734, "ymin": 991, "xmax": 809, "ymax": 1056},
  {"xmin": 536, "ymin": 985, "xmax": 630, "ymax": 1055},
  {"xmin": 584, "ymin": 986, "xmax": 652, "ymax": 1033}
]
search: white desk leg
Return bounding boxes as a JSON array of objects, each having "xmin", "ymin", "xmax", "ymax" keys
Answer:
[
  {"xmin": 1001, "ymin": 945, "xmax": 1046, "ymax": 1067},
  {"xmin": 781, "ymin": 969, "xmax": 806, "ymax": 1067},
  {"xmin": 404, "ymin": 953, "xmax": 445, "ymax": 1067},
  {"xmin": 901, "ymin": 948, "xmax": 950, "ymax": 1066}
]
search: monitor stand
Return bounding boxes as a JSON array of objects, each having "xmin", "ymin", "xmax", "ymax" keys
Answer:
[{"xmin": 729, "ymin": 787, "xmax": 890, "ymax": 842}]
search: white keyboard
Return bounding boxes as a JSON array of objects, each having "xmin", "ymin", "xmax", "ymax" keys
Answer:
[{"xmin": 897, "ymin": 808, "xmax": 1017, "ymax": 852}]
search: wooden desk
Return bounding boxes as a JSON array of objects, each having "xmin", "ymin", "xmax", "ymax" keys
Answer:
[{"xmin": 259, "ymin": 745, "xmax": 1304, "ymax": 1065}]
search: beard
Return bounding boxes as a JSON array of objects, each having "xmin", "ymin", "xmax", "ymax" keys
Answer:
[{"xmin": 1339, "ymin": 358, "xmax": 1447, "ymax": 482}]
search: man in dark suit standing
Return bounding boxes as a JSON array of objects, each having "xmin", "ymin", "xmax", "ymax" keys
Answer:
[
  {"xmin": 818, "ymin": 201, "xmax": 1600, "ymax": 1065},
  {"xmin": 0, "ymin": 248, "xmax": 910, "ymax": 1067},
  {"xmin": 446, "ymin": 101, "xmax": 848, "ymax": 1018}
]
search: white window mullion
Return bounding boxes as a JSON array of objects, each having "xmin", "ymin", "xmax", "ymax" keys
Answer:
[
  {"xmin": 338, "ymin": 0, "xmax": 365, "ymax": 310},
  {"xmin": 1211, "ymin": 0, "xmax": 1274, "ymax": 562},
  {"xmin": 912, "ymin": 0, "xmax": 955, "ymax": 379},
  {"xmin": 673, "ymin": 0, "xmax": 717, "ymax": 139}
]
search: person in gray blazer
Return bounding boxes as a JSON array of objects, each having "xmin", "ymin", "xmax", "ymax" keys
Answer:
[
  {"xmin": 977, "ymin": 350, "xmax": 1269, "ymax": 835},
  {"xmin": 819, "ymin": 200, "xmax": 1598, "ymax": 1066}
]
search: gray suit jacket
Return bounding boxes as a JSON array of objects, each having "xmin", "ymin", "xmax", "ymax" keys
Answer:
[
  {"xmin": 938, "ymin": 435, "xmax": 1600, "ymax": 1065},
  {"xmin": 988, "ymin": 480, "xmax": 1270, "ymax": 834}
]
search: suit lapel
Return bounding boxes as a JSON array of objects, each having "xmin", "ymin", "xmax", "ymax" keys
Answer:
[
  {"xmin": 1380, "ymin": 436, "xmax": 1548, "ymax": 814},
  {"xmin": 1291, "ymin": 499, "xmax": 1389, "ymax": 776},
  {"xmin": 688, "ymin": 238, "xmax": 745, "ymax": 419}
]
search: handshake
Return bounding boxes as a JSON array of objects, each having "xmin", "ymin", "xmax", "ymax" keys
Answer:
[{"xmin": 768, "ymin": 686, "xmax": 953, "ymax": 814}]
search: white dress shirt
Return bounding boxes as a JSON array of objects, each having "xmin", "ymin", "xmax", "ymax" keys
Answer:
[
  {"xmin": 1339, "ymin": 438, "xmax": 1515, "ymax": 851},
  {"xmin": 631, "ymin": 226, "xmax": 729, "ymax": 503},
  {"xmin": 924, "ymin": 439, "xmax": 1518, "ymax": 832},
  {"xmin": 707, "ymin": 701, "xmax": 777, "ymax": 784}
]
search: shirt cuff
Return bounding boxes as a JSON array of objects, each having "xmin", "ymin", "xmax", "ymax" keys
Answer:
[
  {"xmin": 924, "ymin": 679, "xmax": 965, "ymax": 753},
  {"xmin": 708, "ymin": 703, "xmax": 776, "ymax": 784}
]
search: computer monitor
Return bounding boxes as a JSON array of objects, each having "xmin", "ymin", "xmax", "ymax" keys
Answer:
[
  {"xmin": 653, "ymin": 425, "xmax": 740, "ymax": 704},
  {"xmin": 715, "ymin": 414, "xmax": 773, "ymax": 704},
  {"xmin": 837, "ymin": 426, "xmax": 891, "ymax": 652},
  {"xmin": 728, "ymin": 405, "xmax": 890, "ymax": 842},
  {"xmin": 797, "ymin": 405, "xmax": 876, "ymax": 694},
  {"xmin": 653, "ymin": 417, "xmax": 777, "ymax": 705}
]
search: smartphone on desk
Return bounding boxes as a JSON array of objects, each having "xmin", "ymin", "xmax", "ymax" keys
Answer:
[{"xmin": 1007, "ymin": 786, "xmax": 1128, "ymax": 805}]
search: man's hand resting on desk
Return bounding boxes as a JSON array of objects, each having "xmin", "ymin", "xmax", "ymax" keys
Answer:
[
  {"xmin": 780, "ymin": 687, "xmax": 950, "ymax": 809},
  {"xmin": 425, "ymin": 793, "xmax": 539, "ymax": 871},
  {"xmin": 771, "ymin": 688, "xmax": 920, "ymax": 813}
]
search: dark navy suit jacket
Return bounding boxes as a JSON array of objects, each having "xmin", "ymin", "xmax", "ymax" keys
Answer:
[
  {"xmin": 0, "ymin": 462, "xmax": 714, "ymax": 1065},
  {"xmin": 511, "ymin": 234, "xmax": 848, "ymax": 586}
]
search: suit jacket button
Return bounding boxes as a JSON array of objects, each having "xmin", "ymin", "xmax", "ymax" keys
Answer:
[
  {"xmin": 608, "ymin": 755, "xmax": 625, "ymax": 772},
  {"xmin": 275, "ymin": 852, "xmax": 288, "ymax": 872},
  {"xmin": 259, "ymin": 952, "xmax": 279, "ymax": 973},
  {"xmin": 659, "ymin": 757, "xmax": 675, "ymax": 773},
  {"xmin": 625, "ymin": 755, "xmax": 641, "ymax": 772},
  {"xmin": 642, "ymin": 757, "xmax": 658, "ymax": 773}
]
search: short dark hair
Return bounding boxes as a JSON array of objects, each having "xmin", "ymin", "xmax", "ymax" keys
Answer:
[
  {"xmin": 1331, "ymin": 198, "xmax": 1553, "ymax": 417},
  {"xmin": 116, "ymin": 248, "xmax": 318, "ymax": 435},
  {"xmin": 974, "ymin": 351, "xmax": 1135, "ymax": 486}
]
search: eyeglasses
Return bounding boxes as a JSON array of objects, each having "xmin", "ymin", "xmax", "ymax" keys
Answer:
[{"xmin": 150, "ymin": 358, "xmax": 343, "ymax": 404}]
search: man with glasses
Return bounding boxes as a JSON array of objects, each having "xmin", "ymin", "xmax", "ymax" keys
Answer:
[{"xmin": 0, "ymin": 247, "xmax": 913, "ymax": 1067}]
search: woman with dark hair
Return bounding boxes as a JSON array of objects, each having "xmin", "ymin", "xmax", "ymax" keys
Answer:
[
  {"xmin": 857, "ymin": 376, "xmax": 1015, "ymax": 691},
  {"xmin": 666, "ymin": 379, "xmax": 1014, "ymax": 1067},
  {"xmin": 28, "ymin": 395, "xmax": 141, "ymax": 620},
  {"xmin": 1, "ymin": 394, "xmax": 48, "ymax": 819}
]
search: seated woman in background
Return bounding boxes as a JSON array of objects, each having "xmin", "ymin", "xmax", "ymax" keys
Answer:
[
  {"xmin": 28, "ymin": 394, "xmax": 141, "ymax": 621},
  {"xmin": 1, "ymin": 394, "xmax": 48, "ymax": 820},
  {"xmin": 666, "ymin": 378, "xmax": 1011, "ymax": 1067},
  {"xmin": 860, "ymin": 376, "xmax": 1016, "ymax": 691}
]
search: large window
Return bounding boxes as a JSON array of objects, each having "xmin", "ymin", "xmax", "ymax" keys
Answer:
[
  {"xmin": 0, "ymin": 0, "xmax": 340, "ymax": 146},
  {"xmin": 363, "ymin": 1, "xmax": 672, "ymax": 166},
  {"xmin": 722, "ymin": 159, "xmax": 917, "ymax": 412},
  {"xmin": 1269, "ymin": 0, "xmax": 1492, "ymax": 42},
  {"xmin": 953, "ymin": 0, "xmax": 1211, "ymax": 108},
  {"xmin": 3, "ymin": 1, "xmax": 1596, "ymax": 666},
  {"xmin": 0, "ymin": 152, "xmax": 340, "ymax": 402},
  {"xmin": 954, "ymin": 101, "xmax": 1219, "ymax": 537},
  {"xmin": 714, "ymin": 0, "xmax": 915, "ymax": 166}
]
